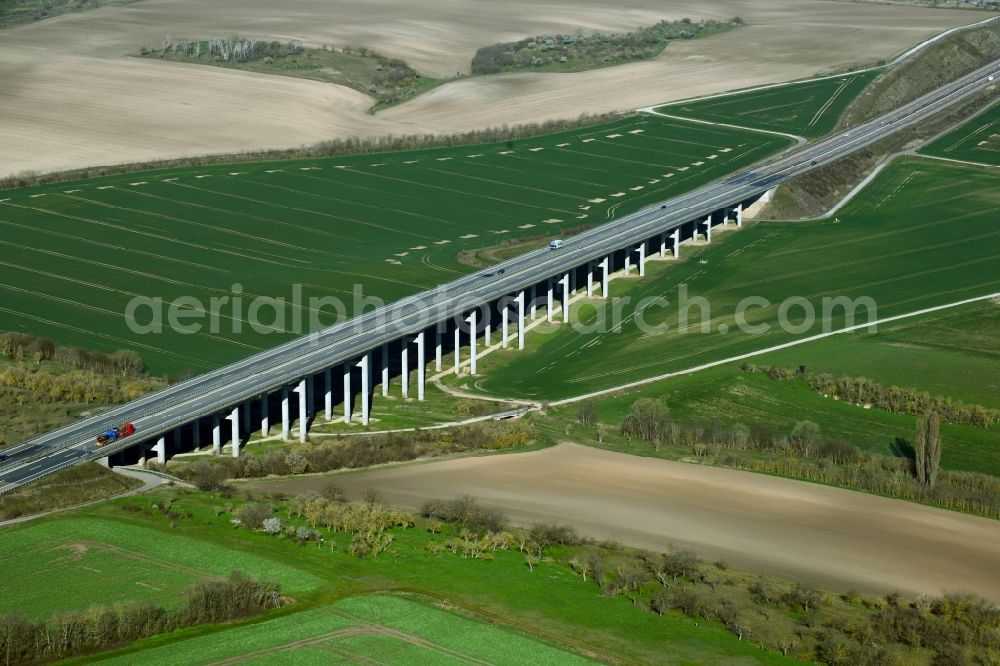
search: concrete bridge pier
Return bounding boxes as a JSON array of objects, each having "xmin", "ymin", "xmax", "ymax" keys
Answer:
[
  {"xmin": 262, "ymin": 393, "xmax": 271, "ymax": 435},
  {"xmin": 601, "ymin": 256, "xmax": 610, "ymax": 297},
  {"xmin": 530, "ymin": 284, "xmax": 537, "ymax": 319},
  {"xmin": 435, "ymin": 330, "xmax": 443, "ymax": 372},
  {"xmin": 343, "ymin": 363, "xmax": 352, "ymax": 422},
  {"xmin": 468, "ymin": 311, "xmax": 478, "ymax": 374},
  {"xmin": 281, "ymin": 388, "xmax": 290, "ymax": 440},
  {"xmin": 560, "ymin": 272, "xmax": 570, "ymax": 323},
  {"xmin": 736, "ymin": 203, "xmax": 743, "ymax": 228},
  {"xmin": 227, "ymin": 406, "xmax": 240, "ymax": 457},
  {"xmin": 358, "ymin": 353, "xmax": 371, "ymax": 425},
  {"xmin": 295, "ymin": 378, "xmax": 307, "ymax": 443},
  {"xmin": 416, "ymin": 330, "xmax": 426, "ymax": 400},
  {"xmin": 517, "ymin": 291, "xmax": 526, "ymax": 350},
  {"xmin": 672, "ymin": 229, "xmax": 681, "ymax": 258},
  {"xmin": 704, "ymin": 214, "xmax": 713, "ymax": 243},
  {"xmin": 454, "ymin": 327, "xmax": 461, "ymax": 375},
  {"xmin": 660, "ymin": 233, "xmax": 667, "ymax": 257},
  {"xmin": 381, "ymin": 344, "xmax": 390, "ymax": 397},
  {"xmin": 636, "ymin": 242, "xmax": 646, "ymax": 277},
  {"xmin": 153, "ymin": 437, "xmax": 166, "ymax": 465},
  {"xmin": 324, "ymin": 368, "xmax": 333, "ymax": 420},
  {"xmin": 547, "ymin": 279, "xmax": 554, "ymax": 323},
  {"xmin": 401, "ymin": 339, "xmax": 410, "ymax": 398},
  {"xmin": 501, "ymin": 300, "xmax": 510, "ymax": 348},
  {"xmin": 624, "ymin": 251, "xmax": 631, "ymax": 276},
  {"xmin": 212, "ymin": 416, "xmax": 221, "ymax": 454}
]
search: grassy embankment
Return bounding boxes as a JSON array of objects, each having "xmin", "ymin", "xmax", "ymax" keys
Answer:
[
  {"xmin": 0, "ymin": 463, "xmax": 142, "ymax": 521},
  {"xmin": 0, "ymin": 335, "xmax": 165, "ymax": 448},
  {"xmin": 660, "ymin": 70, "xmax": 879, "ymax": 138},
  {"xmin": 921, "ymin": 99, "xmax": 1000, "ymax": 165},
  {"xmin": 764, "ymin": 18, "xmax": 1000, "ymax": 218}
]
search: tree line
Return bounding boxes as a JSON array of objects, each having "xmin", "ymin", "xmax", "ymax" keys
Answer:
[
  {"xmin": 743, "ymin": 363, "xmax": 1000, "ymax": 429},
  {"xmin": 181, "ymin": 419, "xmax": 535, "ymax": 489},
  {"xmin": 0, "ymin": 332, "xmax": 147, "ymax": 377},
  {"xmin": 567, "ymin": 538, "xmax": 1000, "ymax": 664},
  {"xmin": 377, "ymin": 491, "xmax": 1000, "ymax": 664},
  {"xmin": 0, "ymin": 572, "xmax": 281, "ymax": 665},
  {"xmin": 0, "ymin": 111, "xmax": 628, "ymax": 191},
  {"xmin": 606, "ymin": 397, "xmax": 1000, "ymax": 519},
  {"xmin": 471, "ymin": 18, "xmax": 738, "ymax": 74}
]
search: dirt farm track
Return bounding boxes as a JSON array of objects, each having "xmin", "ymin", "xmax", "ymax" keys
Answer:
[
  {"xmin": 241, "ymin": 443, "xmax": 1000, "ymax": 601},
  {"xmin": 0, "ymin": 0, "xmax": 983, "ymax": 177}
]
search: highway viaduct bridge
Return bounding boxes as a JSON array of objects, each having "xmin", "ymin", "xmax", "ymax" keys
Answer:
[{"xmin": 1, "ymin": 60, "xmax": 998, "ymax": 492}]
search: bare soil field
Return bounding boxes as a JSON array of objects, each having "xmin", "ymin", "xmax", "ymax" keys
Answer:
[
  {"xmin": 241, "ymin": 443, "xmax": 1000, "ymax": 600},
  {"xmin": 0, "ymin": 0, "xmax": 981, "ymax": 177}
]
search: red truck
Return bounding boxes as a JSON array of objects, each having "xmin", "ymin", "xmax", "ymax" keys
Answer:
[{"xmin": 96, "ymin": 422, "xmax": 135, "ymax": 446}]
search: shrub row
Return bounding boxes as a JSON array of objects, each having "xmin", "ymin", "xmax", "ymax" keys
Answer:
[
  {"xmin": 0, "ymin": 572, "xmax": 281, "ymax": 665},
  {"xmin": 743, "ymin": 363, "xmax": 1000, "ymax": 429}
]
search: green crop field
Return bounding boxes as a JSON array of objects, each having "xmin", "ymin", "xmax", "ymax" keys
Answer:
[
  {"xmin": 755, "ymin": 299, "xmax": 1000, "ymax": 409},
  {"xmin": 0, "ymin": 517, "xmax": 321, "ymax": 619},
  {"xmin": 0, "ymin": 116, "xmax": 789, "ymax": 376},
  {"xmin": 660, "ymin": 70, "xmax": 879, "ymax": 138},
  {"xmin": 546, "ymin": 363, "xmax": 999, "ymax": 476},
  {"xmin": 921, "ymin": 100, "xmax": 1000, "ymax": 165},
  {"xmin": 469, "ymin": 158, "xmax": 1000, "ymax": 403},
  {"xmin": 95, "ymin": 595, "xmax": 592, "ymax": 665},
  {"xmin": 32, "ymin": 492, "xmax": 797, "ymax": 665}
]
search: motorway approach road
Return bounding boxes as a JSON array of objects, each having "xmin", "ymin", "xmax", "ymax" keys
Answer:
[{"xmin": 2, "ymin": 59, "xmax": 998, "ymax": 493}]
